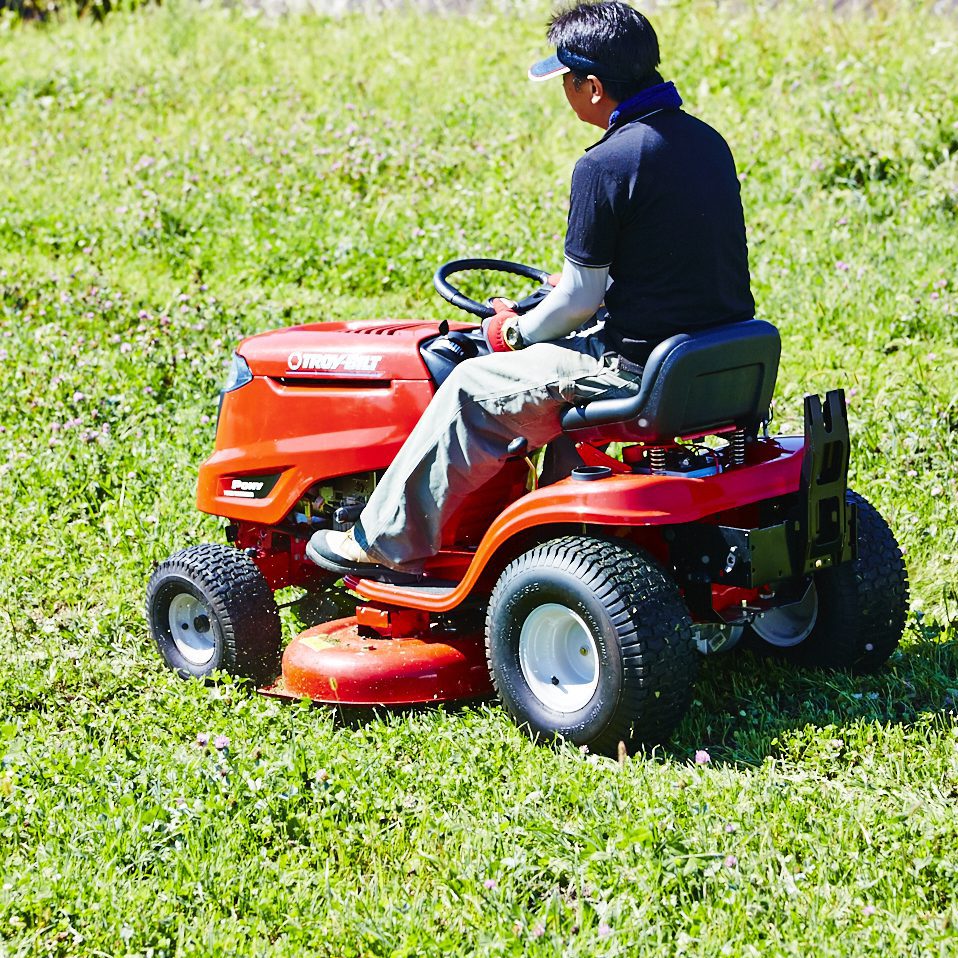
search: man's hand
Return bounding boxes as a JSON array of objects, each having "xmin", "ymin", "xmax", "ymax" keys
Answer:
[{"xmin": 481, "ymin": 298, "xmax": 523, "ymax": 352}]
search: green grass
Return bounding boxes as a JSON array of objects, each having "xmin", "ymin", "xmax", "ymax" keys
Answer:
[{"xmin": 1, "ymin": 2, "xmax": 957, "ymax": 954}]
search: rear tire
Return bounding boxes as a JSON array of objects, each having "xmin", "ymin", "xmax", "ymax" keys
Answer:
[
  {"xmin": 146, "ymin": 544, "xmax": 282, "ymax": 685},
  {"xmin": 746, "ymin": 490, "xmax": 908, "ymax": 673},
  {"xmin": 486, "ymin": 536, "xmax": 697, "ymax": 756}
]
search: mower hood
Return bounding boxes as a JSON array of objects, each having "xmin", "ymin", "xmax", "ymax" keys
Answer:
[{"xmin": 236, "ymin": 320, "xmax": 453, "ymax": 382}]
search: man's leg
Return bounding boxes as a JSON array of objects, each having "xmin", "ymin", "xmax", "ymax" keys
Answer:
[{"xmin": 310, "ymin": 340, "xmax": 638, "ymax": 572}]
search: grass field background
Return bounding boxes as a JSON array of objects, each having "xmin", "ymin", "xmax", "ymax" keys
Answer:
[{"xmin": 1, "ymin": 2, "xmax": 957, "ymax": 954}]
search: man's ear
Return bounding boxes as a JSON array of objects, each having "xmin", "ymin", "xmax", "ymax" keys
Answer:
[{"xmin": 587, "ymin": 74, "xmax": 605, "ymax": 104}]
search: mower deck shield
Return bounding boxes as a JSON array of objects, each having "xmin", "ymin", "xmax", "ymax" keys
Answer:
[{"xmin": 278, "ymin": 618, "xmax": 492, "ymax": 705}]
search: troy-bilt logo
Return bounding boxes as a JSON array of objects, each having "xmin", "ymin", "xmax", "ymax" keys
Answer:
[{"xmin": 287, "ymin": 351, "xmax": 383, "ymax": 373}]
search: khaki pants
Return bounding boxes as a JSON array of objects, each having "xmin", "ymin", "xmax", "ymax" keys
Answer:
[{"xmin": 353, "ymin": 329, "xmax": 640, "ymax": 571}]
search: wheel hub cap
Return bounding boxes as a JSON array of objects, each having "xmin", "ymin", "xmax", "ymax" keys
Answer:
[
  {"xmin": 518, "ymin": 604, "xmax": 599, "ymax": 713},
  {"xmin": 168, "ymin": 592, "xmax": 216, "ymax": 667}
]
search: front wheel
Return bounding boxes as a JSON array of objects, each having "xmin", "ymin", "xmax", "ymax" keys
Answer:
[
  {"xmin": 146, "ymin": 543, "xmax": 282, "ymax": 685},
  {"xmin": 746, "ymin": 490, "xmax": 908, "ymax": 673},
  {"xmin": 485, "ymin": 536, "xmax": 697, "ymax": 756}
]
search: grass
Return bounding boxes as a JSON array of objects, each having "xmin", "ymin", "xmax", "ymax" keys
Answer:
[{"xmin": 0, "ymin": 1, "xmax": 957, "ymax": 954}]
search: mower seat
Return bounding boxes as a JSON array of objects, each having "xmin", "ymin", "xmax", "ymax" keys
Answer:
[{"xmin": 560, "ymin": 319, "xmax": 781, "ymax": 443}]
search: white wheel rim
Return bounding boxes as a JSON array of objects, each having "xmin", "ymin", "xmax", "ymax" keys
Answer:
[
  {"xmin": 751, "ymin": 580, "xmax": 819, "ymax": 648},
  {"xmin": 168, "ymin": 592, "xmax": 216, "ymax": 667},
  {"xmin": 518, "ymin": 603, "xmax": 600, "ymax": 713}
]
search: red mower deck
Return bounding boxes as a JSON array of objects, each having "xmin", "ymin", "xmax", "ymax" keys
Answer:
[{"xmin": 274, "ymin": 617, "xmax": 492, "ymax": 705}]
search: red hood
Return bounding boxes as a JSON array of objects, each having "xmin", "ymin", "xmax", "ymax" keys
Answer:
[{"xmin": 237, "ymin": 319, "xmax": 471, "ymax": 381}]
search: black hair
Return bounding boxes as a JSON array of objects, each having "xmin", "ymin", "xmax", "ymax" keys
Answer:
[{"xmin": 547, "ymin": 1, "xmax": 662, "ymax": 102}]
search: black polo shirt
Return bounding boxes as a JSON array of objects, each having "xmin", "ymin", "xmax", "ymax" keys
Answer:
[{"xmin": 565, "ymin": 107, "xmax": 754, "ymax": 362}]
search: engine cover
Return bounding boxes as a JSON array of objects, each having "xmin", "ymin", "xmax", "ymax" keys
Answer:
[
  {"xmin": 198, "ymin": 320, "xmax": 480, "ymax": 526},
  {"xmin": 237, "ymin": 319, "xmax": 464, "ymax": 382}
]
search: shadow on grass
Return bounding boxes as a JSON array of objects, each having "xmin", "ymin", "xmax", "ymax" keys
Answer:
[
  {"xmin": 667, "ymin": 618, "xmax": 958, "ymax": 766},
  {"xmin": 273, "ymin": 597, "xmax": 957, "ymax": 767},
  {"xmin": 311, "ymin": 695, "xmax": 495, "ymax": 733}
]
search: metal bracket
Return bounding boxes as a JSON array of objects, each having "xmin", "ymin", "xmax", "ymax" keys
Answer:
[{"xmin": 799, "ymin": 389, "xmax": 855, "ymax": 574}]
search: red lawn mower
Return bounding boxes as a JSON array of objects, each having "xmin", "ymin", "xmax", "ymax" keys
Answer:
[{"xmin": 146, "ymin": 259, "xmax": 909, "ymax": 755}]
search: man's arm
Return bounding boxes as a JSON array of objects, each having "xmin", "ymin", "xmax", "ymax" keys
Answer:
[
  {"xmin": 482, "ymin": 154, "xmax": 614, "ymax": 353},
  {"xmin": 516, "ymin": 259, "xmax": 610, "ymax": 343}
]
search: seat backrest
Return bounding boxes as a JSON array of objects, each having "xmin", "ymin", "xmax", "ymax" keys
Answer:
[{"xmin": 560, "ymin": 319, "xmax": 781, "ymax": 444}]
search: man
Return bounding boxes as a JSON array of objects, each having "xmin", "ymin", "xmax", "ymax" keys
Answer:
[{"xmin": 308, "ymin": 0, "xmax": 754, "ymax": 580}]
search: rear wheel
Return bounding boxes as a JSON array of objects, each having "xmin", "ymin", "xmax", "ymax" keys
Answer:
[
  {"xmin": 146, "ymin": 544, "xmax": 282, "ymax": 685},
  {"xmin": 746, "ymin": 490, "xmax": 908, "ymax": 673},
  {"xmin": 486, "ymin": 536, "xmax": 697, "ymax": 756}
]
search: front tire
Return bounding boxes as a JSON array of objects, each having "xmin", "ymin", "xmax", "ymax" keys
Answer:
[
  {"xmin": 146, "ymin": 544, "xmax": 282, "ymax": 685},
  {"xmin": 747, "ymin": 490, "xmax": 908, "ymax": 673},
  {"xmin": 485, "ymin": 536, "xmax": 697, "ymax": 756}
]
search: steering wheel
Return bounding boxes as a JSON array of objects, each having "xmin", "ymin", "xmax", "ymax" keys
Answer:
[{"xmin": 433, "ymin": 258, "xmax": 552, "ymax": 320}]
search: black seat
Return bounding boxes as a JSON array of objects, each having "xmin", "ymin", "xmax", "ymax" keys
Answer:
[{"xmin": 560, "ymin": 319, "xmax": 781, "ymax": 443}]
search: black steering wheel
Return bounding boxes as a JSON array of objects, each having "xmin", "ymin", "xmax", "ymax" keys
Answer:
[{"xmin": 433, "ymin": 258, "xmax": 552, "ymax": 320}]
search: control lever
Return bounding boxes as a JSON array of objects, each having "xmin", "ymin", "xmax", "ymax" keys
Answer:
[
  {"xmin": 506, "ymin": 437, "xmax": 528, "ymax": 458},
  {"xmin": 506, "ymin": 437, "xmax": 537, "ymax": 491}
]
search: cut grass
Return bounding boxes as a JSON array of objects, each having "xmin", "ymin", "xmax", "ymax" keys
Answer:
[{"xmin": 1, "ymin": 2, "xmax": 957, "ymax": 954}]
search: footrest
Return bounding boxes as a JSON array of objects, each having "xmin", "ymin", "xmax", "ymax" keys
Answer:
[{"xmin": 345, "ymin": 575, "xmax": 459, "ymax": 605}]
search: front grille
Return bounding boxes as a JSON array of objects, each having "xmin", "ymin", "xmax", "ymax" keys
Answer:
[{"xmin": 272, "ymin": 377, "xmax": 391, "ymax": 389}]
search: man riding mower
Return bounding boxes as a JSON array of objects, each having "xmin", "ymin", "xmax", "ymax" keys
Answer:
[{"xmin": 145, "ymin": 3, "xmax": 908, "ymax": 756}]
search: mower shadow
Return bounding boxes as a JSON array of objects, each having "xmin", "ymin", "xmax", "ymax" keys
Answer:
[
  {"xmin": 666, "ymin": 618, "xmax": 958, "ymax": 767},
  {"xmin": 324, "ymin": 696, "xmax": 498, "ymax": 732},
  {"xmin": 280, "ymin": 595, "xmax": 955, "ymax": 766},
  {"xmin": 283, "ymin": 627, "xmax": 955, "ymax": 765}
]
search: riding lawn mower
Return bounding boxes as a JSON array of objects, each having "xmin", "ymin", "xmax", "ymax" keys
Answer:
[{"xmin": 146, "ymin": 259, "xmax": 909, "ymax": 756}]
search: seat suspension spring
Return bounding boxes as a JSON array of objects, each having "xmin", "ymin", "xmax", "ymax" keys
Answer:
[
  {"xmin": 731, "ymin": 428, "xmax": 746, "ymax": 466},
  {"xmin": 649, "ymin": 447, "xmax": 667, "ymax": 474}
]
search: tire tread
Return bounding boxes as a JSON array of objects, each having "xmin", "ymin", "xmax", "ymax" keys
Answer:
[
  {"xmin": 146, "ymin": 543, "xmax": 282, "ymax": 684},
  {"xmin": 486, "ymin": 535, "xmax": 697, "ymax": 754}
]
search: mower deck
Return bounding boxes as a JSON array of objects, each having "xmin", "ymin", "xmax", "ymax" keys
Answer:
[{"xmin": 267, "ymin": 617, "xmax": 492, "ymax": 705}]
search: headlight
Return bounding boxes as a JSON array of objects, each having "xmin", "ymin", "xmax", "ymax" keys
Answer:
[
  {"xmin": 216, "ymin": 353, "xmax": 253, "ymax": 435},
  {"xmin": 222, "ymin": 352, "xmax": 253, "ymax": 393}
]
